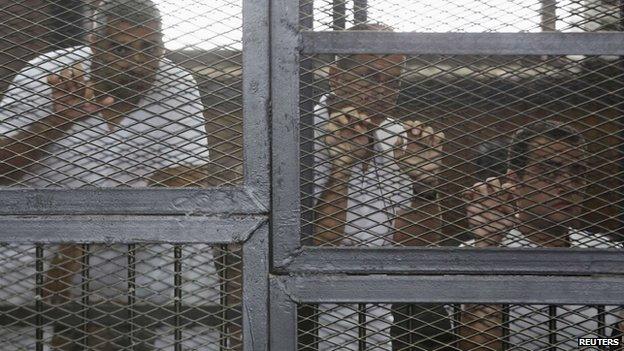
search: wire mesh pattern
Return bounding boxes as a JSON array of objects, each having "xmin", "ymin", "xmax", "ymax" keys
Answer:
[
  {"xmin": 298, "ymin": 303, "xmax": 624, "ymax": 350},
  {"xmin": 299, "ymin": 2, "xmax": 624, "ymax": 248},
  {"xmin": 302, "ymin": 0, "xmax": 621, "ymax": 32},
  {"xmin": 0, "ymin": 0, "xmax": 243, "ymax": 188},
  {"xmin": 0, "ymin": 243, "xmax": 243, "ymax": 350}
]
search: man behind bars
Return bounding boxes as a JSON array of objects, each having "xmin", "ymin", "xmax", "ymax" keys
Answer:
[
  {"xmin": 458, "ymin": 120, "xmax": 623, "ymax": 350},
  {"xmin": 0, "ymin": 0, "xmax": 218, "ymax": 350},
  {"xmin": 311, "ymin": 23, "xmax": 454, "ymax": 350}
]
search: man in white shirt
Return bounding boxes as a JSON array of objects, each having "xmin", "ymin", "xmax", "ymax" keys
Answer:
[
  {"xmin": 311, "ymin": 23, "xmax": 450, "ymax": 351},
  {"xmin": 0, "ymin": 0, "xmax": 216, "ymax": 350},
  {"xmin": 459, "ymin": 120, "xmax": 623, "ymax": 350}
]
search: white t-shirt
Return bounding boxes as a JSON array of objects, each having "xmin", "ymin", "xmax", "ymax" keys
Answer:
[
  {"xmin": 0, "ymin": 45, "xmax": 209, "ymax": 187},
  {"xmin": 313, "ymin": 95, "xmax": 413, "ymax": 350},
  {"xmin": 460, "ymin": 229, "xmax": 622, "ymax": 350},
  {"xmin": 313, "ymin": 94, "xmax": 411, "ymax": 247},
  {"xmin": 0, "ymin": 46, "xmax": 218, "ymax": 350}
]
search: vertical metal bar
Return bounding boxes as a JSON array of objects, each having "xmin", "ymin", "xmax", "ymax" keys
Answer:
[
  {"xmin": 357, "ymin": 304, "xmax": 366, "ymax": 351},
  {"xmin": 619, "ymin": 0, "xmax": 624, "ymax": 244},
  {"xmin": 81, "ymin": 244, "xmax": 90, "ymax": 351},
  {"xmin": 174, "ymin": 245, "xmax": 182, "ymax": 351},
  {"xmin": 242, "ymin": 0, "xmax": 270, "ymax": 205},
  {"xmin": 219, "ymin": 244, "xmax": 228, "ymax": 351},
  {"xmin": 540, "ymin": 0, "xmax": 557, "ymax": 31},
  {"xmin": 502, "ymin": 305, "xmax": 510, "ymax": 351},
  {"xmin": 300, "ymin": 0, "xmax": 316, "ymax": 245},
  {"xmin": 270, "ymin": 278, "xmax": 298, "ymax": 351},
  {"xmin": 452, "ymin": 304, "xmax": 461, "ymax": 349},
  {"xmin": 127, "ymin": 244, "xmax": 136, "ymax": 351},
  {"xmin": 271, "ymin": 0, "xmax": 303, "ymax": 267},
  {"xmin": 332, "ymin": 0, "xmax": 346, "ymax": 30},
  {"xmin": 596, "ymin": 306, "xmax": 606, "ymax": 337},
  {"xmin": 243, "ymin": 223, "xmax": 269, "ymax": 351},
  {"xmin": 407, "ymin": 304, "xmax": 415, "ymax": 348},
  {"xmin": 548, "ymin": 305, "xmax": 557, "ymax": 350},
  {"xmin": 353, "ymin": 0, "xmax": 368, "ymax": 25},
  {"xmin": 35, "ymin": 245, "xmax": 44, "ymax": 351}
]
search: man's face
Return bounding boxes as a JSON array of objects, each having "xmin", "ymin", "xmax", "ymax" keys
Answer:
[
  {"xmin": 329, "ymin": 54, "xmax": 405, "ymax": 119},
  {"xmin": 512, "ymin": 137, "xmax": 587, "ymax": 228},
  {"xmin": 90, "ymin": 18, "xmax": 164, "ymax": 101}
]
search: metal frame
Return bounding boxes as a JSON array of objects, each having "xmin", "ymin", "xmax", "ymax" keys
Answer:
[
  {"xmin": 0, "ymin": 0, "xmax": 270, "ymax": 349},
  {"xmin": 270, "ymin": 0, "xmax": 624, "ymax": 276},
  {"xmin": 270, "ymin": 274, "xmax": 624, "ymax": 350}
]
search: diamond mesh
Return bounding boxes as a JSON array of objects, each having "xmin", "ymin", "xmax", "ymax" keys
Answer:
[
  {"xmin": 299, "ymin": 303, "xmax": 624, "ymax": 350},
  {"xmin": 0, "ymin": 0, "xmax": 243, "ymax": 188},
  {"xmin": 299, "ymin": 2, "xmax": 623, "ymax": 248},
  {"xmin": 0, "ymin": 243, "xmax": 243, "ymax": 350}
]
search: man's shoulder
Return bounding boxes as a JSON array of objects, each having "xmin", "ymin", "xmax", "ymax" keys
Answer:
[
  {"xmin": 569, "ymin": 229, "xmax": 621, "ymax": 248},
  {"xmin": 154, "ymin": 57, "xmax": 198, "ymax": 88}
]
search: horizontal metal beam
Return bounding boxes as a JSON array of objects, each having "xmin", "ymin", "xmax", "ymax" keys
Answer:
[
  {"xmin": 0, "ymin": 215, "xmax": 266, "ymax": 244},
  {"xmin": 0, "ymin": 187, "xmax": 267, "ymax": 215},
  {"xmin": 0, "ymin": 303, "xmax": 239, "ymax": 328},
  {"xmin": 278, "ymin": 247, "xmax": 624, "ymax": 275},
  {"xmin": 301, "ymin": 31, "xmax": 624, "ymax": 55},
  {"xmin": 275, "ymin": 275, "xmax": 624, "ymax": 305}
]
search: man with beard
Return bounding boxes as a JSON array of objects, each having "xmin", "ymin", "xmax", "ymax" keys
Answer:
[
  {"xmin": 0, "ymin": 0, "xmax": 214, "ymax": 350},
  {"xmin": 458, "ymin": 120, "xmax": 623, "ymax": 350},
  {"xmin": 311, "ymin": 23, "xmax": 453, "ymax": 350}
]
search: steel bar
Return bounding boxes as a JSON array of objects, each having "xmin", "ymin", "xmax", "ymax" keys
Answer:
[
  {"xmin": 242, "ymin": 223, "xmax": 269, "ymax": 351},
  {"xmin": 174, "ymin": 246, "xmax": 182, "ymax": 351},
  {"xmin": 332, "ymin": 0, "xmax": 346, "ymax": 30},
  {"xmin": 81, "ymin": 244, "xmax": 90, "ymax": 350},
  {"xmin": 269, "ymin": 278, "xmax": 298, "ymax": 351},
  {"xmin": 274, "ymin": 275, "xmax": 624, "ymax": 305},
  {"xmin": 301, "ymin": 31, "xmax": 624, "ymax": 55},
  {"xmin": 0, "ymin": 215, "xmax": 265, "ymax": 244},
  {"xmin": 353, "ymin": 0, "xmax": 368, "ymax": 25},
  {"xmin": 127, "ymin": 244, "xmax": 136, "ymax": 351},
  {"xmin": 271, "ymin": 0, "xmax": 303, "ymax": 263},
  {"xmin": 35, "ymin": 245, "xmax": 43, "ymax": 351},
  {"xmin": 218, "ymin": 244, "xmax": 227, "ymax": 351},
  {"xmin": 0, "ymin": 304, "xmax": 239, "ymax": 328},
  {"xmin": 279, "ymin": 247, "xmax": 624, "ymax": 275},
  {"xmin": 548, "ymin": 305, "xmax": 557, "ymax": 351},
  {"xmin": 0, "ymin": 188, "xmax": 266, "ymax": 215},
  {"xmin": 502, "ymin": 305, "xmax": 510, "ymax": 351},
  {"xmin": 242, "ymin": 0, "xmax": 271, "ymax": 206},
  {"xmin": 358, "ymin": 303, "xmax": 366, "ymax": 351}
]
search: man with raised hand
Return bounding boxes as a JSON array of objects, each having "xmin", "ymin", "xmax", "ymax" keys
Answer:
[
  {"xmin": 311, "ymin": 23, "xmax": 451, "ymax": 350},
  {"xmin": 458, "ymin": 120, "xmax": 622, "ymax": 350},
  {"xmin": 0, "ymin": 0, "xmax": 215, "ymax": 350}
]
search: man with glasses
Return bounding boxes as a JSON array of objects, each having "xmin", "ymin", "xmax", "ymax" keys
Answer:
[
  {"xmin": 311, "ymin": 23, "xmax": 452, "ymax": 350},
  {"xmin": 0, "ymin": 0, "xmax": 214, "ymax": 349},
  {"xmin": 458, "ymin": 120, "xmax": 622, "ymax": 349}
]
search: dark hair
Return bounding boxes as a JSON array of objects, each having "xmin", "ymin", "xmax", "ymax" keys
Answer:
[
  {"xmin": 508, "ymin": 120, "xmax": 585, "ymax": 175},
  {"xmin": 474, "ymin": 137, "xmax": 510, "ymax": 180},
  {"xmin": 91, "ymin": 0, "xmax": 162, "ymax": 39},
  {"xmin": 335, "ymin": 23, "xmax": 398, "ymax": 70}
]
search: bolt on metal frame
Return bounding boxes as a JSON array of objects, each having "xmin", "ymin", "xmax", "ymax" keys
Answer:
[{"xmin": 0, "ymin": 0, "xmax": 270, "ymax": 349}]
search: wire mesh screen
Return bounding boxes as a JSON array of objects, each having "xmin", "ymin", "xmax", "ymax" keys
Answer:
[
  {"xmin": 0, "ymin": 243, "xmax": 243, "ymax": 350},
  {"xmin": 302, "ymin": 0, "xmax": 620, "ymax": 32},
  {"xmin": 299, "ymin": 3, "xmax": 623, "ymax": 248},
  {"xmin": 298, "ymin": 303, "xmax": 624, "ymax": 350},
  {"xmin": 0, "ymin": 0, "xmax": 243, "ymax": 188}
]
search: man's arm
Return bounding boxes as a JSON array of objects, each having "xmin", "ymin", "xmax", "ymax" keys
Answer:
[
  {"xmin": 455, "ymin": 178, "xmax": 516, "ymax": 350},
  {"xmin": 392, "ymin": 120, "xmax": 446, "ymax": 245},
  {"xmin": 312, "ymin": 107, "xmax": 371, "ymax": 246}
]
